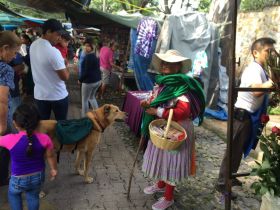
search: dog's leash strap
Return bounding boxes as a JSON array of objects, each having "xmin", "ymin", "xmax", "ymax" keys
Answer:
[
  {"xmin": 56, "ymin": 144, "xmax": 64, "ymax": 163},
  {"xmin": 71, "ymin": 143, "xmax": 78, "ymax": 154}
]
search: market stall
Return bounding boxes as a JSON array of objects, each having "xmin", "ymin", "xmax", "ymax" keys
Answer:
[{"xmin": 122, "ymin": 91, "xmax": 150, "ymax": 135}]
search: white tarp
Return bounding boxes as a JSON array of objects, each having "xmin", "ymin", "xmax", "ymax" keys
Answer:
[{"xmin": 155, "ymin": 12, "xmax": 220, "ymax": 107}]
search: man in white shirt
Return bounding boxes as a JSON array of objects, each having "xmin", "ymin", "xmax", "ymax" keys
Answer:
[
  {"xmin": 30, "ymin": 19, "xmax": 70, "ymax": 120},
  {"xmin": 216, "ymin": 37, "xmax": 275, "ymax": 193}
]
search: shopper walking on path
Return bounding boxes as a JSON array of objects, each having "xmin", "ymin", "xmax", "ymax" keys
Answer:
[
  {"xmin": 54, "ymin": 32, "xmax": 72, "ymax": 63},
  {"xmin": 140, "ymin": 50, "xmax": 205, "ymax": 210},
  {"xmin": 30, "ymin": 19, "xmax": 70, "ymax": 120},
  {"xmin": 98, "ymin": 41, "xmax": 123, "ymax": 99},
  {"xmin": 20, "ymin": 34, "xmax": 34, "ymax": 97},
  {"xmin": 0, "ymin": 31, "xmax": 22, "ymax": 134},
  {"xmin": 0, "ymin": 103, "xmax": 57, "ymax": 210},
  {"xmin": 79, "ymin": 40, "xmax": 101, "ymax": 116},
  {"xmin": 8, "ymin": 52, "xmax": 25, "ymax": 132},
  {"xmin": 0, "ymin": 31, "xmax": 21, "ymax": 186},
  {"xmin": 216, "ymin": 37, "xmax": 276, "ymax": 192}
]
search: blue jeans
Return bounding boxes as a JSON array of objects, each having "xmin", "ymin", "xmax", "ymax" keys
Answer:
[
  {"xmin": 8, "ymin": 171, "xmax": 45, "ymax": 210},
  {"xmin": 35, "ymin": 96, "xmax": 69, "ymax": 120}
]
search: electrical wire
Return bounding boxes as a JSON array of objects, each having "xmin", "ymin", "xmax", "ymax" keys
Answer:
[{"xmin": 113, "ymin": 0, "xmax": 154, "ymax": 13}]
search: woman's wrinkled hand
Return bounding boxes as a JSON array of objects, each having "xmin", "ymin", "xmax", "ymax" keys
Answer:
[
  {"xmin": 140, "ymin": 100, "xmax": 150, "ymax": 108},
  {"xmin": 145, "ymin": 107, "xmax": 157, "ymax": 115}
]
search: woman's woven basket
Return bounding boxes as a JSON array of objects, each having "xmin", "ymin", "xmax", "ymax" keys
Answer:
[{"xmin": 149, "ymin": 109, "xmax": 187, "ymax": 150}]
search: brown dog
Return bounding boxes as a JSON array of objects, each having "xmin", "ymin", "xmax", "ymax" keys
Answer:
[{"xmin": 37, "ymin": 104, "xmax": 126, "ymax": 183}]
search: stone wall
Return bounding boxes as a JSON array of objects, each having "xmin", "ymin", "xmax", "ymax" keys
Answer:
[{"xmin": 236, "ymin": 6, "xmax": 280, "ymax": 72}]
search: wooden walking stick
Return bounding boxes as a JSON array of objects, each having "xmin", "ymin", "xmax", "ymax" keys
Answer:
[{"xmin": 127, "ymin": 135, "xmax": 145, "ymax": 200}]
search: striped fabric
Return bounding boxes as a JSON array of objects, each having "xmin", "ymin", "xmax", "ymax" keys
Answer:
[{"xmin": 185, "ymin": 90, "xmax": 204, "ymax": 121}]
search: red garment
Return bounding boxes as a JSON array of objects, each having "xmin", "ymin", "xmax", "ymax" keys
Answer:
[
  {"xmin": 162, "ymin": 100, "xmax": 191, "ymax": 121},
  {"xmin": 164, "ymin": 183, "xmax": 175, "ymax": 201},
  {"xmin": 54, "ymin": 44, "xmax": 68, "ymax": 59},
  {"xmin": 157, "ymin": 180, "xmax": 166, "ymax": 188},
  {"xmin": 157, "ymin": 181, "xmax": 174, "ymax": 201},
  {"xmin": 99, "ymin": 46, "xmax": 113, "ymax": 70}
]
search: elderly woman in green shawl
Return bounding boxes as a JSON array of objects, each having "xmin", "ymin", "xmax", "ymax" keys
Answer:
[{"xmin": 140, "ymin": 50, "xmax": 205, "ymax": 210}]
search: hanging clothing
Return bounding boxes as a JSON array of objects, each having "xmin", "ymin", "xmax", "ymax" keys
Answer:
[
  {"xmin": 130, "ymin": 29, "xmax": 155, "ymax": 91},
  {"xmin": 135, "ymin": 18, "xmax": 158, "ymax": 58},
  {"xmin": 155, "ymin": 13, "xmax": 220, "ymax": 108},
  {"xmin": 190, "ymin": 51, "xmax": 208, "ymax": 77}
]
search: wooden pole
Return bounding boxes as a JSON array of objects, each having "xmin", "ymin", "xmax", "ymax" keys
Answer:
[
  {"xmin": 126, "ymin": 136, "xmax": 144, "ymax": 200},
  {"xmin": 225, "ymin": 0, "xmax": 238, "ymax": 209},
  {"xmin": 120, "ymin": 36, "xmax": 131, "ymax": 90}
]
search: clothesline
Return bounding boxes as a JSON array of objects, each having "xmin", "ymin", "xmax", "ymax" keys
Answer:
[
  {"xmin": 124, "ymin": 7, "xmax": 157, "ymax": 13},
  {"xmin": 71, "ymin": 0, "xmax": 155, "ymax": 13},
  {"xmin": 112, "ymin": 0, "xmax": 155, "ymax": 13}
]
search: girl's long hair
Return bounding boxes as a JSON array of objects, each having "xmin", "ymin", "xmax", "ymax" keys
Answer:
[{"xmin": 13, "ymin": 103, "xmax": 41, "ymax": 157}]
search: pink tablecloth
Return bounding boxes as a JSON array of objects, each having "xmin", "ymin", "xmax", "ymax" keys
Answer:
[{"xmin": 122, "ymin": 91, "xmax": 150, "ymax": 135}]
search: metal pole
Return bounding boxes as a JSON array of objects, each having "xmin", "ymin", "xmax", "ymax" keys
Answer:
[{"xmin": 225, "ymin": 0, "xmax": 238, "ymax": 209}]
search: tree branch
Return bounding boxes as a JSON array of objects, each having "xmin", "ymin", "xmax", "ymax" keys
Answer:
[
  {"xmin": 164, "ymin": 0, "xmax": 171, "ymax": 14},
  {"xmin": 169, "ymin": 0, "xmax": 176, "ymax": 13},
  {"xmin": 181, "ymin": 0, "xmax": 185, "ymax": 8},
  {"xmin": 121, "ymin": 2, "xmax": 128, "ymax": 10}
]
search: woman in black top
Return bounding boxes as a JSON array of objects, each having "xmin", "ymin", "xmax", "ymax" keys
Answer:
[{"xmin": 79, "ymin": 40, "xmax": 101, "ymax": 116}]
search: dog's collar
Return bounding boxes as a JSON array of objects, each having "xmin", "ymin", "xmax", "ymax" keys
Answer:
[{"xmin": 92, "ymin": 111, "xmax": 105, "ymax": 133}]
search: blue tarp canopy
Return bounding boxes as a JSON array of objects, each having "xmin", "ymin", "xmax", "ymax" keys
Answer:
[
  {"xmin": 0, "ymin": 12, "xmax": 23, "ymax": 25},
  {"xmin": 3, "ymin": 24, "xmax": 19, "ymax": 30},
  {"xmin": 20, "ymin": 17, "xmax": 45, "ymax": 24}
]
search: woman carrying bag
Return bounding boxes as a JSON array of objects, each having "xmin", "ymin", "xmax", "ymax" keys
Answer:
[{"xmin": 140, "ymin": 50, "xmax": 205, "ymax": 210}]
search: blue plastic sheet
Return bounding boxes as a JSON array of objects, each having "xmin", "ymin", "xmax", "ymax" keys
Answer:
[{"xmin": 204, "ymin": 106, "xmax": 228, "ymax": 121}]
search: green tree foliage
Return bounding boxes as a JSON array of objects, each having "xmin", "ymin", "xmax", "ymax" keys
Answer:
[
  {"xmin": 240, "ymin": 0, "xmax": 280, "ymax": 12},
  {"xmin": 90, "ymin": 0, "xmax": 158, "ymax": 15},
  {"xmin": 251, "ymin": 128, "xmax": 280, "ymax": 196},
  {"xmin": 0, "ymin": 0, "xmax": 64, "ymax": 19},
  {"xmin": 198, "ymin": 0, "xmax": 212, "ymax": 13},
  {"xmin": 90, "ymin": 0, "xmax": 122, "ymax": 13}
]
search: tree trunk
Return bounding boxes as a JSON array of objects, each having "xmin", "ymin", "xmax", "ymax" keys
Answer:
[
  {"xmin": 181, "ymin": 0, "xmax": 185, "ymax": 9},
  {"xmin": 164, "ymin": 0, "xmax": 171, "ymax": 14}
]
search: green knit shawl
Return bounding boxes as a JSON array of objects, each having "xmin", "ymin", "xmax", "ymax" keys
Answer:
[{"xmin": 141, "ymin": 73, "xmax": 205, "ymax": 137}]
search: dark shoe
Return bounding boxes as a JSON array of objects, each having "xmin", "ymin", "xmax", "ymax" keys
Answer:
[{"xmin": 232, "ymin": 178, "xmax": 242, "ymax": 186}]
